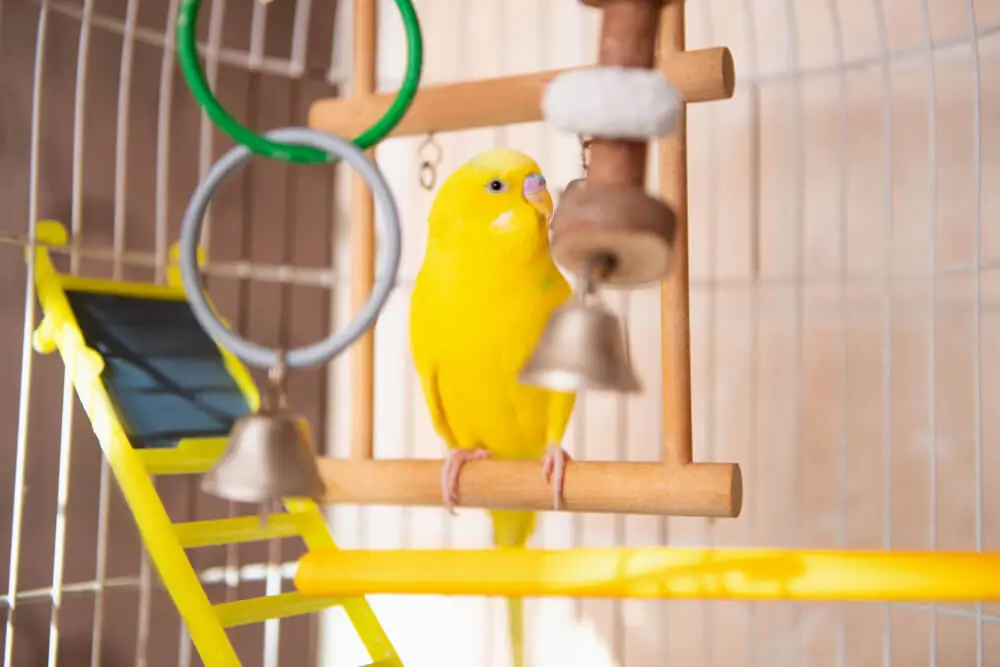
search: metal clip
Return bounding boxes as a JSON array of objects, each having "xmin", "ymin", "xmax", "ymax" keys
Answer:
[
  {"xmin": 417, "ymin": 133, "xmax": 443, "ymax": 191},
  {"xmin": 264, "ymin": 349, "xmax": 289, "ymax": 411},
  {"xmin": 579, "ymin": 135, "xmax": 592, "ymax": 177}
]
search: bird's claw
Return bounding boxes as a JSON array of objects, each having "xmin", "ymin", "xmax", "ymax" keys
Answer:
[
  {"xmin": 541, "ymin": 444, "xmax": 572, "ymax": 511},
  {"xmin": 441, "ymin": 447, "xmax": 491, "ymax": 515}
]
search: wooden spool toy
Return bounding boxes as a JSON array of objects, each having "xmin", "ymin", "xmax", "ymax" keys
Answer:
[{"xmin": 543, "ymin": 0, "xmax": 680, "ymax": 287}]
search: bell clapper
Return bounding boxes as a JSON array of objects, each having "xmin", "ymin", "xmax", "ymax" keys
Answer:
[
  {"xmin": 252, "ymin": 353, "xmax": 288, "ymax": 526},
  {"xmin": 577, "ymin": 251, "xmax": 615, "ymax": 300}
]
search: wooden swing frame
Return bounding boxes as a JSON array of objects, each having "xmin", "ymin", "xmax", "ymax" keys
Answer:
[{"xmin": 308, "ymin": 0, "xmax": 742, "ymax": 519}]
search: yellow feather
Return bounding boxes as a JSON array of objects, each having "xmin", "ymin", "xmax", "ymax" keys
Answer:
[{"xmin": 409, "ymin": 148, "xmax": 576, "ymax": 667}]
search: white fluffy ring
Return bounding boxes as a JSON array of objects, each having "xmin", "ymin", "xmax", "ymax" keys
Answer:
[{"xmin": 542, "ymin": 66, "xmax": 682, "ymax": 139}]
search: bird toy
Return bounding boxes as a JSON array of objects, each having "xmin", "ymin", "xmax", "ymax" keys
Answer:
[
  {"xmin": 177, "ymin": 128, "xmax": 404, "ymax": 509},
  {"xmin": 525, "ymin": 0, "xmax": 682, "ymax": 394}
]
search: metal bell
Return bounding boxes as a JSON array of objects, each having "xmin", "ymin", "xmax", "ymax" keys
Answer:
[
  {"xmin": 201, "ymin": 407, "xmax": 326, "ymax": 503},
  {"xmin": 201, "ymin": 353, "xmax": 326, "ymax": 504},
  {"xmin": 518, "ymin": 291, "xmax": 641, "ymax": 394}
]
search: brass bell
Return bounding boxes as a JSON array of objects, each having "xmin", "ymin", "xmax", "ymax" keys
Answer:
[
  {"xmin": 519, "ymin": 254, "xmax": 641, "ymax": 394},
  {"xmin": 201, "ymin": 354, "xmax": 326, "ymax": 504}
]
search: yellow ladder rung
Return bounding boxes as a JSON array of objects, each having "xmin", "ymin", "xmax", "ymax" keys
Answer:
[
  {"xmin": 174, "ymin": 515, "xmax": 303, "ymax": 548},
  {"xmin": 214, "ymin": 592, "xmax": 341, "ymax": 628},
  {"xmin": 139, "ymin": 437, "xmax": 228, "ymax": 475}
]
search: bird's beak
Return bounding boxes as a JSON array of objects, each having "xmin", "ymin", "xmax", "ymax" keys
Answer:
[{"xmin": 523, "ymin": 173, "xmax": 553, "ymax": 219}]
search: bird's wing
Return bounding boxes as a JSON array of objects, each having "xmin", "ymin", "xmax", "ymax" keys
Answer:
[
  {"xmin": 409, "ymin": 270, "xmax": 460, "ymax": 449},
  {"xmin": 417, "ymin": 367, "xmax": 459, "ymax": 448}
]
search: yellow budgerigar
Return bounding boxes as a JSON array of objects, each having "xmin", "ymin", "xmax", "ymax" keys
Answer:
[{"xmin": 409, "ymin": 147, "xmax": 576, "ymax": 667}]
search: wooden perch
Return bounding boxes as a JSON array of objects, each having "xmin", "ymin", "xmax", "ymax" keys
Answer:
[
  {"xmin": 315, "ymin": 458, "xmax": 742, "ymax": 517},
  {"xmin": 308, "ymin": 46, "xmax": 735, "ymax": 139}
]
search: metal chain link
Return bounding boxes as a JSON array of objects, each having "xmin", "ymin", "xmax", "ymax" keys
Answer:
[
  {"xmin": 417, "ymin": 133, "xmax": 443, "ymax": 190},
  {"xmin": 266, "ymin": 349, "xmax": 289, "ymax": 410}
]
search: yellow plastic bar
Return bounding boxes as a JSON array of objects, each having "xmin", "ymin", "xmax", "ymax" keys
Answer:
[
  {"xmin": 214, "ymin": 592, "xmax": 341, "ymax": 628},
  {"xmin": 59, "ymin": 274, "xmax": 184, "ymax": 300},
  {"xmin": 295, "ymin": 547, "xmax": 1000, "ymax": 602},
  {"xmin": 138, "ymin": 438, "xmax": 228, "ymax": 475},
  {"xmin": 28, "ymin": 221, "xmax": 240, "ymax": 666},
  {"xmin": 174, "ymin": 514, "xmax": 303, "ymax": 548}
]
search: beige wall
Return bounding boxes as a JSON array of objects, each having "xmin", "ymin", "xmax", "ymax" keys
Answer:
[{"xmin": 1, "ymin": 0, "xmax": 999, "ymax": 665}]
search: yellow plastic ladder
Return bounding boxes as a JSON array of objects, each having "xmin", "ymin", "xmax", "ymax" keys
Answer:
[{"xmin": 27, "ymin": 220, "xmax": 400, "ymax": 667}]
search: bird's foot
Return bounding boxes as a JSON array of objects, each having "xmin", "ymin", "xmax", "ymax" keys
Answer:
[
  {"xmin": 541, "ymin": 444, "xmax": 573, "ymax": 511},
  {"xmin": 442, "ymin": 447, "xmax": 491, "ymax": 515}
]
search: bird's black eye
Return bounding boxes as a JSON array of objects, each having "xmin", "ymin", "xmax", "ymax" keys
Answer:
[{"xmin": 486, "ymin": 178, "xmax": 508, "ymax": 194}]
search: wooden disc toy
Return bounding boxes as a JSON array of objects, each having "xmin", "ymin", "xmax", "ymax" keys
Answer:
[
  {"xmin": 551, "ymin": 178, "xmax": 676, "ymax": 286},
  {"xmin": 544, "ymin": 0, "xmax": 680, "ymax": 287}
]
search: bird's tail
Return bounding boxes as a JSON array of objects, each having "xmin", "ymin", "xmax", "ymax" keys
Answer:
[{"xmin": 489, "ymin": 509, "xmax": 537, "ymax": 667}]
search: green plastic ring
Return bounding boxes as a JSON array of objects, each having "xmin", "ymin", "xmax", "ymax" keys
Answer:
[{"xmin": 177, "ymin": 0, "xmax": 424, "ymax": 164}]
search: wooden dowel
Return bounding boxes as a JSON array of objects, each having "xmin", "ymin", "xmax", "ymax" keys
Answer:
[
  {"xmin": 308, "ymin": 47, "xmax": 735, "ymax": 139},
  {"xmin": 596, "ymin": 0, "xmax": 660, "ymax": 68},
  {"xmin": 586, "ymin": 0, "xmax": 662, "ymax": 188},
  {"xmin": 586, "ymin": 139, "xmax": 648, "ymax": 187},
  {"xmin": 349, "ymin": 0, "xmax": 377, "ymax": 461},
  {"xmin": 314, "ymin": 459, "xmax": 742, "ymax": 517},
  {"xmin": 658, "ymin": 2, "xmax": 693, "ymax": 467}
]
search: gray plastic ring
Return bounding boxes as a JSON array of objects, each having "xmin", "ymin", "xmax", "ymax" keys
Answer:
[{"xmin": 178, "ymin": 127, "xmax": 402, "ymax": 370}]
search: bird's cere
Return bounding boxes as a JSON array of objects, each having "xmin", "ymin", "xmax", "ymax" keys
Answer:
[{"xmin": 523, "ymin": 173, "xmax": 546, "ymax": 196}]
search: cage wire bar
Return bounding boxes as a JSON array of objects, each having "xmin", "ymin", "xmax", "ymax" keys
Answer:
[
  {"xmin": 873, "ymin": 4, "xmax": 895, "ymax": 666},
  {"xmin": 46, "ymin": 0, "xmax": 89, "ymax": 662},
  {"xmin": 918, "ymin": 1, "xmax": 939, "ymax": 664},
  {"xmin": 739, "ymin": 2, "xmax": 760, "ymax": 665},
  {"xmin": 5, "ymin": 3, "xmax": 49, "ymax": 666},
  {"xmin": 968, "ymin": 1, "xmax": 986, "ymax": 664},
  {"xmin": 2, "ymin": 0, "xmax": 999, "ymax": 665},
  {"xmin": 827, "ymin": 1, "xmax": 848, "ymax": 665},
  {"xmin": 696, "ymin": 5, "xmax": 719, "ymax": 666}
]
